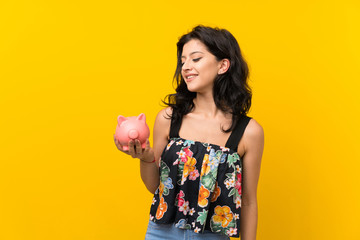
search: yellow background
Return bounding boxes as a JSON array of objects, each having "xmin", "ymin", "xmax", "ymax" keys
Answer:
[{"xmin": 1, "ymin": 0, "xmax": 359, "ymax": 239}]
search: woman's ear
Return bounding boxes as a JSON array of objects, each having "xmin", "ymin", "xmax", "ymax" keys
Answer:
[{"xmin": 218, "ymin": 58, "xmax": 230, "ymax": 74}]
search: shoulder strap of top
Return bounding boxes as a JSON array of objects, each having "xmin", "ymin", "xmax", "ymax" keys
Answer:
[
  {"xmin": 169, "ymin": 114, "xmax": 182, "ymax": 138},
  {"xmin": 225, "ymin": 114, "xmax": 252, "ymax": 152}
]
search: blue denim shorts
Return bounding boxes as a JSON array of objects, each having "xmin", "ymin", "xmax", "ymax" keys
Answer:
[{"xmin": 145, "ymin": 220, "xmax": 230, "ymax": 240}]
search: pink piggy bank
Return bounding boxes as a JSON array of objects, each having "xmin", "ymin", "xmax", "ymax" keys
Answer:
[{"xmin": 115, "ymin": 113, "xmax": 150, "ymax": 151}]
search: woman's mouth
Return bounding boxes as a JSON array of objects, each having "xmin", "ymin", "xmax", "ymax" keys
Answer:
[{"xmin": 185, "ymin": 75, "xmax": 197, "ymax": 82}]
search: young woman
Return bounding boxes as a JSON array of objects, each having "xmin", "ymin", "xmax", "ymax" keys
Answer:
[{"xmin": 114, "ymin": 25, "xmax": 264, "ymax": 240}]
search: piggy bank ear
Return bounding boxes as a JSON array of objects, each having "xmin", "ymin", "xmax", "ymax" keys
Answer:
[
  {"xmin": 117, "ymin": 115, "xmax": 127, "ymax": 126},
  {"xmin": 137, "ymin": 113, "xmax": 146, "ymax": 123}
]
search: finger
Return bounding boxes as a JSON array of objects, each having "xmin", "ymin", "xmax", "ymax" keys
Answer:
[
  {"xmin": 118, "ymin": 142, "xmax": 129, "ymax": 154},
  {"xmin": 115, "ymin": 143, "xmax": 122, "ymax": 151},
  {"xmin": 114, "ymin": 135, "xmax": 122, "ymax": 150},
  {"xmin": 128, "ymin": 140, "xmax": 135, "ymax": 157},
  {"xmin": 113, "ymin": 135, "xmax": 131, "ymax": 154},
  {"xmin": 135, "ymin": 139, "xmax": 142, "ymax": 155},
  {"xmin": 117, "ymin": 144, "xmax": 124, "ymax": 152},
  {"xmin": 142, "ymin": 138, "xmax": 149, "ymax": 153},
  {"xmin": 145, "ymin": 138, "xmax": 150, "ymax": 150}
]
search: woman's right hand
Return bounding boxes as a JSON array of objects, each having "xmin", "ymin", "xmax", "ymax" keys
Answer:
[{"xmin": 113, "ymin": 135, "xmax": 155, "ymax": 163}]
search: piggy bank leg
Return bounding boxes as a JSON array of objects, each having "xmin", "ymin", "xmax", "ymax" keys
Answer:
[
  {"xmin": 141, "ymin": 142, "xmax": 147, "ymax": 149},
  {"xmin": 122, "ymin": 145, "xmax": 129, "ymax": 151}
]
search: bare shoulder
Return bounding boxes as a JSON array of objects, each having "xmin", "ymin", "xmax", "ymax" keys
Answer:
[
  {"xmin": 245, "ymin": 118, "xmax": 264, "ymax": 140},
  {"xmin": 155, "ymin": 107, "xmax": 172, "ymax": 126},
  {"xmin": 154, "ymin": 107, "xmax": 173, "ymax": 139},
  {"xmin": 243, "ymin": 118, "xmax": 265, "ymax": 154}
]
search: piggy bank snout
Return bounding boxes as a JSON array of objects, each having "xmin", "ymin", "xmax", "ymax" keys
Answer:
[{"xmin": 128, "ymin": 129, "xmax": 139, "ymax": 139}]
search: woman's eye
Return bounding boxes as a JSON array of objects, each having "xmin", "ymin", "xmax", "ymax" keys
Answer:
[{"xmin": 181, "ymin": 58, "xmax": 201, "ymax": 66}]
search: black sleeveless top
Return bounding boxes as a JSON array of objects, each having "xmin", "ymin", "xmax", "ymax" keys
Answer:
[{"xmin": 149, "ymin": 114, "xmax": 252, "ymax": 238}]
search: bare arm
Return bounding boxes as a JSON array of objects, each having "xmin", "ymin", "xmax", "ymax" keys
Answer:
[
  {"xmin": 113, "ymin": 107, "xmax": 172, "ymax": 194},
  {"xmin": 139, "ymin": 107, "xmax": 172, "ymax": 193},
  {"xmin": 239, "ymin": 119, "xmax": 264, "ymax": 240}
]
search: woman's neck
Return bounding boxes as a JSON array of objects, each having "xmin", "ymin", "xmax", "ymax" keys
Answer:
[{"xmin": 192, "ymin": 92, "xmax": 231, "ymax": 120}]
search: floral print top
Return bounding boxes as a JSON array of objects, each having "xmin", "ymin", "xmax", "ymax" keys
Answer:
[{"xmin": 149, "ymin": 114, "xmax": 251, "ymax": 238}]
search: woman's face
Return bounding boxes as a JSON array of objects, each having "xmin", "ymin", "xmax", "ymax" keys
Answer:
[{"xmin": 181, "ymin": 39, "xmax": 221, "ymax": 93}]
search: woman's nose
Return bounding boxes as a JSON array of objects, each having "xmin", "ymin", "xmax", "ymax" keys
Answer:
[{"xmin": 182, "ymin": 59, "xmax": 192, "ymax": 70}]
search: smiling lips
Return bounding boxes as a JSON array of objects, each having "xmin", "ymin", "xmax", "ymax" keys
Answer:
[{"xmin": 184, "ymin": 74, "xmax": 198, "ymax": 82}]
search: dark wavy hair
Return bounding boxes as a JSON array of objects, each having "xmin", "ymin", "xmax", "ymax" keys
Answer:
[{"xmin": 161, "ymin": 25, "xmax": 252, "ymax": 133}]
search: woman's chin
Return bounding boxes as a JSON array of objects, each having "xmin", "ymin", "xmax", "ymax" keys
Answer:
[
  {"xmin": 185, "ymin": 83, "xmax": 194, "ymax": 91},
  {"xmin": 186, "ymin": 85, "xmax": 212, "ymax": 94},
  {"xmin": 186, "ymin": 87, "xmax": 198, "ymax": 93}
]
